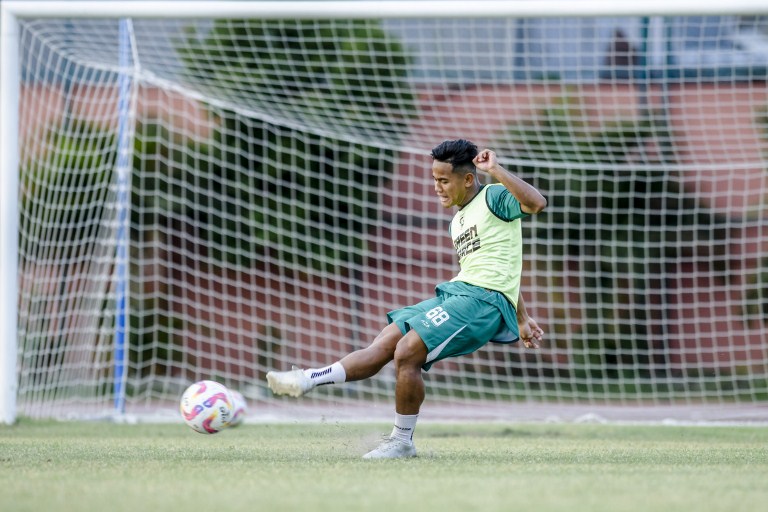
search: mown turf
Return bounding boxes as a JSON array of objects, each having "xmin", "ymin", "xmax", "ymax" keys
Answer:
[{"xmin": 1, "ymin": 420, "xmax": 766, "ymax": 512}]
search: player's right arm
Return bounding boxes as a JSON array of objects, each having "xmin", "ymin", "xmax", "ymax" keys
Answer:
[{"xmin": 472, "ymin": 149, "xmax": 547, "ymax": 215}]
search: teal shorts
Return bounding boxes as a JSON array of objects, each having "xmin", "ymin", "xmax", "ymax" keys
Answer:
[{"xmin": 387, "ymin": 286, "xmax": 508, "ymax": 371}]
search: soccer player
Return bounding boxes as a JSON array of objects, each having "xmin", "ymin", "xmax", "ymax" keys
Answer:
[{"xmin": 267, "ymin": 139, "xmax": 547, "ymax": 459}]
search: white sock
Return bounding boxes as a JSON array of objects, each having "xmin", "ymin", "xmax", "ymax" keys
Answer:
[
  {"xmin": 390, "ymin": 413, "xmax": 418, "ymax": 443},
  {"xmin": 303, "ymin": 362, "xmax": 346, "ymax": 386}
]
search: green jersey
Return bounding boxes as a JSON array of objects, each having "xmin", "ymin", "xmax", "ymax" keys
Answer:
[{"xmin": 448, "ymin": 184, "xmax": 528, "ymax": 308}]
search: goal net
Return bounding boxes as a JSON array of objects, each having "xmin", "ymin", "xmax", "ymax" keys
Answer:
[{"xmin": 4, "ymin": 2, "xmax": 768, "ymax": 423}]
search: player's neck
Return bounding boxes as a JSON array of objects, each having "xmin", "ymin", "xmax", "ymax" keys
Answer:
[{"xmin": 458, "ymin": 184, "xmax": 482, "ymax": 209}]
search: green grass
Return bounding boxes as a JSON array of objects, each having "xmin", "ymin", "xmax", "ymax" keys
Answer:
[{"xmin": 1, "ymin": 420, "xmax": 767, "ymax": 512}]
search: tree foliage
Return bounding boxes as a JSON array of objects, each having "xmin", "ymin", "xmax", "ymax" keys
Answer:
[
  {"xmin": 171, "ymin": 19, "xmax": 416, "ymax": 270},
  {"xmin": 503, "ymin": 97, "xmax": 721, "ymax": 381}
]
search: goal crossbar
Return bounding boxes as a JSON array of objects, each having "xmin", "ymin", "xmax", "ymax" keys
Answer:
[{"xmin": 4, "ymin": 1, "xmax": 768, "ymax": 19}]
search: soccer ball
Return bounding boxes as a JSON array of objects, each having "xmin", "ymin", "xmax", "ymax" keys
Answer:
[
  {"xmin": 179, "ymin": 380, "xmax": 234, "ymax": 434},
  {"xmin": 228, "ymin": 389, "xmax": 248, "ymax": 427}
]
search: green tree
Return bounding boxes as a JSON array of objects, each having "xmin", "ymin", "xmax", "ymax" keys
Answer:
[
  {"xmin": 21, "ymin": 120, "xmax": 116, "ymax": 258},
  {"xmin": 172, "ymin": 19, "xmax": 416, "ymax": 270},
  {"xmin": 18, "ymin": 121, "xmax": 120, "ymax": 386},
  {"xmin": 501, "ymin": 96, "xmax": 721, "ymax": 389}
]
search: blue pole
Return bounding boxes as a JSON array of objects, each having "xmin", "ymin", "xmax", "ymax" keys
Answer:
[{"xmin": 114, "ymin": 19, "xmax": 132, "ymax": 415}]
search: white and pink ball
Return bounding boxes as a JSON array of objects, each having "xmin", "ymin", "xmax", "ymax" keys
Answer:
[{"xmin": 179, "ymin": 380, "xmax": 234, "ymax": 434}]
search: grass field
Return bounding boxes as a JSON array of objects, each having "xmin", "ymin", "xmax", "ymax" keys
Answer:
[{"xmin": 1, "ymin": 419, "xmax": 767, "ymax": 512}]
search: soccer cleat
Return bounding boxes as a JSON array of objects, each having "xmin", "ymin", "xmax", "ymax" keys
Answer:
[
  {"xmin": 362, "ymin": 437, "xmax": 417, "ymax": 460},
  {"xmin": 266, "ymin": 366, "xmax": 315, "ymax": 397}
]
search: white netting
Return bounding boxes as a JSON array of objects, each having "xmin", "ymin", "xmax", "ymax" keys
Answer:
[{"xmin": 12, "ymin": 12, "xmax": 768, "ymax": 421}]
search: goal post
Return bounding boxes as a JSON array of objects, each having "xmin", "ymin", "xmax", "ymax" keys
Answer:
[
  {"xmin": 0, "ymin": 6, "xmax": 21, "ymax": 425},
  {"xmin": 3, "ymin": 1, "xmax": 768, "ymax": 425}
]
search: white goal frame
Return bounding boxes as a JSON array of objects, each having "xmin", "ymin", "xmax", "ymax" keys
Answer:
[{"xmin": 2, "ymin": 0, "xmax": 768, "ymax": 424}]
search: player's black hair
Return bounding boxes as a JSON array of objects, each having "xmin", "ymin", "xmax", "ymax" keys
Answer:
[{"xmin": 430, "ymin": 139, "xmax": 478, "ymax": 175}]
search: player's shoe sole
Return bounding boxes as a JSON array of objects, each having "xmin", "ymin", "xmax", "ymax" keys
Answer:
[
  {"xmin": 362, "ymin": 437, "xmax": 417, "ymax": 459},
  {"xmin": 266, "ymin": 367, "xmax": 314, "ymax": 397}
]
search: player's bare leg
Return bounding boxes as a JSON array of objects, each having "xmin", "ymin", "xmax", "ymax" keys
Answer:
[
  {"xmin": 363, "ymin": 330, "xmax": 426, "ymax": 459},
  {"xmin": 392, "ymin": 331, "xmax": 428, "ymax": 415},
  {"xmin": 338, "ymin": 323, "xmax": 402, "ymax": 381},
  {"xmin": 266, "ymin": 323, "xmax": 402, "ymax": 397}
]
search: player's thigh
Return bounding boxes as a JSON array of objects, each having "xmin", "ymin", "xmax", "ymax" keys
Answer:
[{"xmin": 368, "ymin": 322, "xmax": 404, "ymax": 354}]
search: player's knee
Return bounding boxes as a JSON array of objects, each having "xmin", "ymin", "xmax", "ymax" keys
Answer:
[
  {"xmin": 370, "ymin": 324, "xmax": 402, "ymax": 356},
  {"xmin": 393, "ymin": 332, "xmax": 427, "ymax": 368}
]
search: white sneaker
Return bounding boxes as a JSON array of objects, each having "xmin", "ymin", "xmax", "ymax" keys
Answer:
[
  {"xmin": 362, "ymin": 437, "xmax": 417, "ymax": 459},
  {"xmin": 266, "ymin": 367, "xmax": 315, "ymax": 397}
]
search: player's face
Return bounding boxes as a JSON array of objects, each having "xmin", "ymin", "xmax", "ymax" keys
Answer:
[{"xmin": 432, "ymin": 160, "xmax": 474, "ymax": 208}]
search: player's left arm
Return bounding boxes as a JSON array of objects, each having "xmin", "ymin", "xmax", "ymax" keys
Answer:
[
  {"xmin": 473, "ymin": 149, "xmax": 547, "ymax": 214},
  {"xmin": 516, "ymin": 291, "xmax": 543, "ymax": 349}
]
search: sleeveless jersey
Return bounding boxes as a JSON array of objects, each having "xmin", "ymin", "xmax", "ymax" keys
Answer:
[{"xmin": 449, "ymin": 184, "xmax": 527, "ymax": 308}]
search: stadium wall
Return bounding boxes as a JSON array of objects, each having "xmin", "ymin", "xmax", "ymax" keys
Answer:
[{"xmin": 16, "ymin": 81, "xmax": 768, "ymax": 375}]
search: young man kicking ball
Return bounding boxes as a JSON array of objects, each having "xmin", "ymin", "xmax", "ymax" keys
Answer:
[{"xmin": 267, "ymin": 139, "xmax": 547, "ymax": 459}]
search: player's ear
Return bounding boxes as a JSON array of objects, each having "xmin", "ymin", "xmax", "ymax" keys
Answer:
[{"xmin": 464, "ymin": 171, "xmax": 476, "ymax": 187}]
